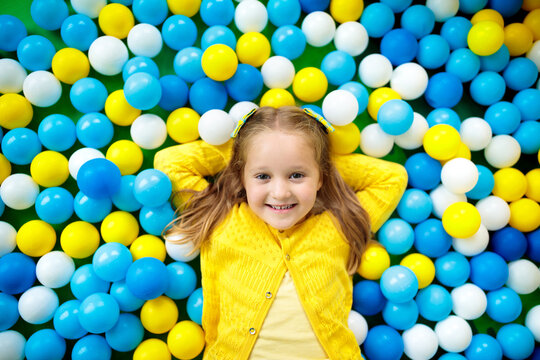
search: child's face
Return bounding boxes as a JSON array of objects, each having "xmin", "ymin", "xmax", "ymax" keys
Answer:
[{"xmin": 242, "ymin": 130, "xmax": 322, "ymax": 231}]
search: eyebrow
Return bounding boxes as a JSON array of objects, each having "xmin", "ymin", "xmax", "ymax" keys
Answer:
[{"xmin": 247, "ymin": 165, "xmax": 311, "ymax": 174}]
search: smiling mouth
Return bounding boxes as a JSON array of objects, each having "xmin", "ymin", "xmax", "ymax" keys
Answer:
[{"xmin": 267, "ymin": 204, "xmax": 296, "ymax": 210}]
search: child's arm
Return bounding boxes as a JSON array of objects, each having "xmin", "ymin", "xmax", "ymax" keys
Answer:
[
  {"xmin": 154, "ymin": 140, "xmax": 233, "ymax": 207},
  {"xmin": 332, "ymin": 153, "xmax": 408, "ymax": 232}
]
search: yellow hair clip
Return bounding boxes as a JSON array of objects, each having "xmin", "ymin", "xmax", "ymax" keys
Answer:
[{"xmin": 231, "ymin": 107, "xmax": 257, "ymax": 138}]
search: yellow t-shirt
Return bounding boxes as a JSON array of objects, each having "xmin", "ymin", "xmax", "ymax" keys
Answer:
[{"xmin": 248, "ymin": 271, "xmax": 329, "ymax": 360}]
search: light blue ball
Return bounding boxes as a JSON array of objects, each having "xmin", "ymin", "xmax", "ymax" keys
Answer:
[
  {"xmin": 189, "ymin": 77, "xmax": 228, "ymax": 114},
  {"xmin": 105, "ymin": 313, "xmax": 144, "ymax": 352},
  {"xmin": 382, "ymin": 299, "xmax": 418, "ymax": 330},
  {"xmin": 109, "ymin": 280, "xmax": 145, "ymax": 312},
  {"xmin": 377, "ymin": 99, "xmax": 414, "ymax": 136},
  {"xmin": 0, "ymin": 293, "xmax": 19, "ymax": 331},
  {"xmin": 503, "ymin": 57, "xmax": 539, "ymax": 91},
  {"xmin": 25, "ymin": 329, "xmax": 66, "ymax": 360},
  {"xmin": 466, "ymin": 165, "xmax": 494, "ymax": 200},
  {"xmin": 76, "ymin": 112, "xmax": 114, "ymax": 149},
  {"xmin": 470, "ymin": 251, "xmax": 508, "ymax": 291},
  {"xmin": 445, "ymin": 48, "xmax": 480, "ymax": 82},
  {"xmin": 414, "ymin": 218, "xmax": 453, "ymax": 258},
  {"xmin": 1, "ymin": 127, "xmax": 42, "ymax": 165},
  {"xmin": 122, "ymin": 56, "xmax": 160, "ymax": 82},
  {"xmin": 378, "ymin": 218, "xmax": 414, "ymax": 255},
  {"xmin": 417, "ymin": 34, "xmax": 450, "ymax": 69},
  {"xmin": 338, "ymin": 81, "xmax": 369, "ymax": 114},
  {"xmin": 79, "ymin": 293, "xmax": 120, "ymax": 334},
  {"xmin": 396, "ymin": 189, "xmax": 432, "ymax": 224},
  {"xmin": 360, "ymin": 3, "xmax": 395, "ymax": 38},
  {"xmin": 479, "ymin": 44, "xmax": 510, "ymax": 72},
  {"xmin": 415, "ymin": 284, "xmax": 452, "ymax": 321},
  {"xmin": 111, "ymin": 175, "xmax": 142, "ymax": 212},
  {"xmin": 38, "ymin": 113, "xmax": 77, "ymax": 152},
  {"xmin": 439, "ymin": 354, "xmax": 467, "ymax": 360},
  {"xmin": 201, "ymin": 25, "xmax": 236, "ymax": 51},
  {"xmin": 434, "ymin": 251, "xmax": 470, "ymax": 288},
  {"xmin": 465, "ymin": 334, "xmax": 503, "ymax": 360},
  {"xmin": 513, "ymin": 88, "xmax": 540, "ymax": 121},
  {"xmin": 380, "ymin": 0, "xmax": 412, "ymax": 13},
  {"xmin": 166, "ymin": 262, "xmax": 198, "ymax": 300},
  {"xmin": 173, "ymin": 47, "xmax": 205, "ymax": 83},
  {"xmin": 380, "ymin": 265, "xmax": 419, "ymax": 304},
  {"xmin": 459, "ymin": 0, "xmax": 488, "ymax": 14},
  {"xmin": 0, "ymin": 14, "xmax": 27, "ymax": 52},
  {"xmin": 404, "ymin": 152, "xmax": 442, "ymax": 191},
  {"xmin": 30, "ymin": 0, "xmax": 69, "ymax": 31},
  {"xmin": 77, "ymin": 158, "xmax": 122, "ymax": 199},
  {"xmin": 123, "ymin": 72, "xmax": 162, "ymax": 111},
  {"xmin": 271, "ymin": 25, "xmax": 306, "ymax": 60},
  {"xmin": 513, "ymin": 120, "xmax": 540, "ymax": 154},
  {"xmin": 470, "ymin": 71, "xmax": 506, "ymax": 106},
  {"xmin": 268, "ymin": 0, "xmax": 301, "ymax": 27},
  {"xmin": 132, "ymin": 0, "xmax": 168, "ymax": 25},
  {"xmin": 496, "ymin": 324, "xmax": 535, "ymax": 360},
  {"xmin": 158, "ymin": 74, "xmax": 189, "ymax": 111},
  {"xmin": 70, "ymin": 77, "xmax": 108, "ymax": 113},
  {"xmin": 60, "ymin": 14, "xmax": 97, "ymax": 51},
  {"xmin": 35, "ymin": 187, "xmax": 74, "ymax": 224},
  {"xmin": 484, "ymin": 101, "xmax": 521, "ymax": 135},
  {"xmin": 486, "ymin": 287, "xmax": 522, "ymax": 323},
  {"xmin": 440, "ymin": 16, "xmax": 472, "ymax": 50},
  {"xmin": 425, "ymin": 72, "xmax": 463, "ymax": 108},
  {"xmin": 225, "ymin": 64, "xmax": 264, "ymax": 102},
  {"xmin": 70, "ymin": 264, "xmax": 111, "ymax": 300},
  {"xmin": 92, "ymin": 242, "xmax": 133, "ymax": 282},
  {"xmin": 133, "ymin": 169, "xmax": 172, "ymax": 207},
  {"xmin": 400, "ymin": 5, "xmax": 435, "ymax": 39},
  {"xmin": 53, "ymin": 299, "xmax": 87, "ymax": 340},
  {"xmin": 139, "ymin": 202, "xmax": 175, "ymax": 236},
  {"xmin": 162, "ymin": 15, "xmax": 197, "ymax": 51},
  {"xmin": 200, "ymin": 0, "xmax": 234, "ymax": 26},
  {"xmin": 74, "ymin": 191, "xmax": 112, "ymax": 223},
  {"xmin": 72, "ymin": 335, "xmax": 112, "ymax": 360},
  {"xmin": 16, "ymin": 34, "xmax": 55, "ymax": 71},
  {"xmin": 187, "ymin": 287, "xmax": 203, "ymax": 325},
  {"xmin": 320, "ymin": 50, "xmax": 356, "ymax": 86},
  {"xmin": 126, "ymin": 257, "xmax": 169, "ymax": 300},
  {"xmin": 426, "ymin": 108, "xmax": 461, "ymax": 130}
]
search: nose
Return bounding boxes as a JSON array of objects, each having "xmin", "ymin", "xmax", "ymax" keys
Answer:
[{"xmin": 270, "ymin": 178, "xmax": 291, "ymax": 200}]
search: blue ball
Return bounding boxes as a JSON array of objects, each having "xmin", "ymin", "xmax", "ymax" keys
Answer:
[
  {"xmin": 0, "ymin": 252, "xmax": 36, "ymax": 294},
  {"xmin": 513, "ymin": 120, "xmax": 540, "ymax": 154},
  {"xmin": 361, "ymin": 3, "xmax": 395, "ymax": 38},
  {"xmin": 0, "ymin": 293, "xmax": 19, "ymax": 331},
  {"xmin": 526, "ymin": 229, "xmax": 540, "ymax": 262},
  {"xmin": 496, "ymin": 324, "xmax": 535, "ymax": 360},
  {"xmin": 486, "ymin": 287, "xmax": 522, "ymax": 323},
  {"xmin": 301, "ymin": 104, "xmax": 323, "ymax": 116},
  {"xmin": 488, "ymin": 0, "xmax": 522, "ymax": 17},
  {"xmin": 126, "ymin": 257, "xmax": 169, "ymax": 300},
  {"xmin": 111, "ymin": 175, "xmax": 142, "ymax": 212},
  {"xmin": 70, "ymin": 264, "xmax": 111, "ymax": 300},
  {"xmin": 122, "ymin": 56, "xmax": 160, "ymax": 82},
  {"xmin": 201, "ymin": 25, "xmax": 236, "ymax": 51},
  {"xmin": 0, "ymin": 14, "xmax": 27, "ymax": 51},
  {"xmin": 363, "ymin": 325, "xmax": 404, "ymax": 360},
  {"xmin": 470, "ymin": 251, "xmax": 508, "ymax": 291},
  {"xmin": 484, "ymin": 101, "xmax": 521, "ymax": 135},
  {"xmin": 76, "ymin": 113, "xmax": 114, "ymax": 149},
  {"xmin": 187, "ymin": 287, "xmax": 203, "ymax": 325},
  {"xmin": 338, "ymin": 82, "xmax": 369, "ymax": 114},
  {"xmin": 380, "ymin": 265, "xmax": 418, "ymax": 303},
  {"xmin": 38, "ymin": 113, "xmax": 77, "ymax": 152},
  {"xmin": 158, "ymin": 75, "xmax": 189, "ymax": 111},
  {"xmin": 440, "ymin": 16, "xmax": 472, "ymax": 50},
  {"xmin": 271, "ymin": 25, "xmax": 306, "ymax": 60},
  {"xmin": 466, "ymin": 165, "xmax": 495, "ymax": 200},
  {"xmin": 425, "ymin": 72, "xmax": 463, "ymax": 108},
  {"xmin": 400, "ymin": 5, "xmax": 435, "ymax": 39},
  {"xmin": 480, "ymin": 44, "xmax": 510, "ymax": 72},
  {"xmin": 396, "ymin": 189, "xmax": 432, "ymax": 224},
  {"xmin": 133, "ymin": 169, "xmax": 173, "ymax": 207},
  {"xmin": 415, "ymin": 284, "xmax": 452, "ymax": 321},
  {"xmin": 459, "ymin": 0, "xmax": 488, "ymax": 13},
  {"xmin": 382, "ymin": 300, "xmax": 418, "ymax": 330},
  {"xmin": 268, "ymin": 0, "xmax": 301, "ymax": 27},
  {"xmin": 16, "ymin": 34, "xmax": 55, "ymax": 71},
  {"xmin": 35, "ymin": 187, "xmax": 74, "ymax": 224},
  {"xmin": 416, "ymin": 34, "xmax": 450, "ymax": 69},
  {"xmin": 414, "ymin": 218, "xmax": 453, "ymax": 258},
  {"xmin": 31, "ymin": 0, "xmax": 69, "ymax": 31},
  {"xmin": 60, "ymin": 14, "xmax": 98, "ymax": 51},
  {"xmin": 513, "ymin": 88, "xmax": 540, "ymax": 122},
  {"xmin": 165, "ymin": 262, "xmax": 198, "ymax": 300},
  {"xmin": 434, "ymin": 251, "xmax": 470, "ymax": 287},
  {"xmin": 70, "ymin": 77, "xmax": 108, "ymax": 113},
  {"xmin": 490, "ymin": 227, "xmax": 527, "ymax": 261},
  {"xmin": 445, "ymin": 48, "xmax": 480, "ymax": 82},
  {"xmin": 470, "ymin": 71, "xmax": 506, "ymax": 106},
  {"xmin": 132, "ymin": 0, "xmax": 168, "ymax": 25},
  {"xmin": 25, "ymin": 329, "xmax": 66, "ymax": 360},
  {"xmin": 109, "ymin": 280, "xmax": 145, "ymax": 312},
  {"xmin": 377, "ymin": 99, "xmax": 414, "ymax": 135},
  {"xmin": 189, "ymin": 77, "xmax": 228, "ymax": 114},
  {"xmin": 380, "ymin": 0, "xmax": 412, "ymax": 12},
  {"xmin": 92, "ymin": 242, "xmax": 133, "ymax": 282},
  {"xmin": 124, "ymin": 72, "xmax": 162, "ymax": 110},
  {"xmin": 320, "ymin": 50, "xmax": 356, "ymax": 86},
  {"xmin": 503, "ymin": 57, "xmax": 539, "ymax": 91},
  {"xmin": 465, "ymin": 334, "xmax": 503, "ymax": 360},
  {"xmin": 404, "ymin": 152, "xmax": 442, "ymax": 191},
  {"xmin": 74, "ymin": 191, "xmax": 112, "ymax": 223},
  {"xmin": 139, "ymin": 202, "xmax": 175, "ymax": 236},
  {"xmin": 77, "ymin": 158, "xmax": 122, "ymax": 199},
  {"xmin": 1, "ymin": 127, "xmax": 42, "ymax": 165},
  {"xmin": 440, "ymin": 354, "xmax": 467, "ymax": 360},
  {"xmin": 380, "ymin": 28, "xmax": 418, "ymax": 66},
  {"xmin": 53, "ymin": 299, "xmax": 88, "ymax": 340},
  {"xmin": 200, "ymin": 0, "xmax": 234, "ymax": 26},
  {"xmin": 426, "ymin": 108, "xmax": 461, "ymax": 130},
  {"xmin": 225, "ymin": 64, "xmax": 264, "ymax": 101},
  {"xmin": 378, "ymin": 218, "xmax": 415, "ymax": 255},
  {"xmin": 72, "ymin": 335, "xmax": 112, "ymax": 360},
  {"xmin": 299, "ymin": 0, "xmax": 329, "ymax": 12},
  {"xmin": 174, "ymin": 47, "xmax": 205, "ymax": 83},
  {"xmin": 79, "ymin": 293, "xmax": 120, "ymax": 334},
  {"xmin": 105, "ymin": 313, "xmax": 144, "ymax": 352},
  {"xmin": 352, "ymin": 280, "xmax": 386, "ymax": 316},
  {"xmin": 162, "ymin": 15, "xmax": 197, "ymax": 51}
]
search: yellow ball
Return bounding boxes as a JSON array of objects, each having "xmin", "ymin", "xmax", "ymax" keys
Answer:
[
  {"xmin": 130, "ymin": 235, "xmax": 167, "ymax": 261},
  {"xmin": 51, "ymin": 48, "xmax": 90, "ymax": 84},
  {"xmin": 0, "ymin": 154, "xmax": 12, "ymax": 185},
  {"xmin": 105, "ymin": 90, "xmax": 141, "ymax": 126},
  {"xmin": 260, "ymin": 88, "xmax": 296, "ymax": 108},
  {"xmin": 525, "ymin": 168, "xmax": 540, "ymax": 202},
  {"xmin": 471, "ymin": 9, "xmax": 505, "ymax": 27},
  {"xmin": 492, "ymin": 168, "xmax": 528, "ymax": 202},
  {"xmin": 16, "ymin": 220, "xmax": 56, "ymax": 257},
  {"xmin": 167, "ymin": 107, "xmax": 200, "ymax": 143},
  {"xmin": 467, "ymin": 21, "xmax": 505, "ymax": 56},
  {"xmin": 167, "ymin": 321, "xmax": 205, "ymax": 360},
  {"xmin": 504, "ymin": 23, "xmax": 534, "ymax": 56},
  {"xmin": 141, "ymin": 296, "xmax": 179, "ymax": 334},
  {"xmin": 423, "ymin": 124, "xmax": 461, "ymax": 161},
  {"xmin": 30, "ymin": 151, "xmax": 69, "ymax": 187},
  {"xmin": 509, "ymin": 198, "xmax": 540, "ymax": 232},
  {"xmin": 60, "ymin": 221, "xmax": 100, "ymax": 259},
  {"xmin": 106, "ymin": 140, "xmax": 143, "ymax": 175},
  {"xmin": 98, "ymin": 3, "xmax": 134, "ymax": 39},
  {"xmin": 236, "ymin": 32, "xmax": 271, "ymax": 68},
  {"xmin": 292, "ymin": 67, "xmax": 328, "ymax": 103},
  {"xmin": 442, "ymin": 202, "xmax": 482, "ymax": 239},
  {"xmin": 134, "ymin": 339, "xmax": 171, "ymax": 360},
  {"xmin": 367, "ymin": 87, "xmax": 401, "ymax": 120},
  {"xmin": 101, "ymin": 211, "xmax": 139, "ymax": 246},
  {"xmin": 400, "ymin": 253, "xmax": 435, "ymax": 289},
  {"xmin": 330, "ymin": 0, "xmax": 364, "ymax": 23},
  {"xmin": 0, "ymin": 93, "xmax": 33, "ymax": 129},
  {"xmin": 357, "ymin": 241, "xmax": 390, "ymax": 280},
  {"xmin": 201, "ymin": 44, "xmax": 238, "ymax": 81},
  {"xmin": 167, "ymin": 0, "xmax": 201, "ymax": 17},
  {"xmin": 523, "ymin": 0, "xmax": 540, "ymax": 11},
  {"xmin": 524, "ymin": 9, "xmax": 540, "ymax": 40},
  {"xmin": 329, "ymin": 123, "xmax": 360, "ymax": 154}
]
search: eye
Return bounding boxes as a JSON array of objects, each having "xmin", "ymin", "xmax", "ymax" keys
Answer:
[
  {"xmin": 255, "ymin": 173, "xmax": 270, "ymax": 180},
  {"xmin": 290, "ymin": 172, "xmax": 304, "ymax": 179}
]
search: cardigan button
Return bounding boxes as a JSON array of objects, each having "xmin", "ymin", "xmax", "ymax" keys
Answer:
[
  {"xmin": 265, "ymin": 291, "xmax": 272, "ymax": 299},
  {"xmin": 249, "ymin": 328, "xmax": 256, "ymax": 335},
  {"xmin": 285, "ymin": 254, "xmax": 290, "ymax": 261}
]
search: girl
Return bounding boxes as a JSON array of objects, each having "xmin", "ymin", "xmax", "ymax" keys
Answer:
[{"xmin": 154, "ymin": 106, "xmax": 407, "ymax": 360}]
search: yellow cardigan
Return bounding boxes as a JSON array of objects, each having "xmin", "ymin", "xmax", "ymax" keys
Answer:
[{"xmin": 154, "ymin": 140, "xmax": 407, "ymax": 360}]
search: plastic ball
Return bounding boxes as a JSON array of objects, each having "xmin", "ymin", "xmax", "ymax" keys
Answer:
[
  {"xmin": 360, "ymin": 2, "xmax": 395, "ymax": 38},
  {"xmin": 200, "ymin": 0, "xmax": 234, "ymax": 26},
  {"xmin": 128, "ymin": 23, "xmax": 163, "ymax": 58},
  {"xmin": 133, "ymin": 169, "xmax": 172, "ymax": 207},
  {"xmin": 109, "ymin": 280, "xmax": 143, "ymax": 313},
  {"xmin": 377, "ymin": 99, "xmax": 414, "ymax": 136},
  {"xmin": 165, "ymin": 261, "xmax": 197, "ymax": 300},
  {"xmin": 503, "ymin": 57, "xmax": 538, "ymax": 91},
  {"xmin": 98, "ymin": 3, "xmax": 134, "ymax": 39},
  {"xmin": 130, "ymin": 114, "xmax": 167, "ymax": 150},
  {"xmin": 53, "ymin": 299, "xmax": 87, "ymax": 340},
  {"xmin": 470, "ymin": 71, "xmax": 506, "ymax": 106},
  {"xmin": 424, "ymin": 72, "xmax": 463, "ymax": 108},
  {"xmin": 88, "ymin": 36, "xmax": 129, "ymax": 76},
  {"xmin": 77, "ymin": 158, "xmax": 121, "ymax": 199},
  {"xmin": 400, "ymin": 253, "xmax": 435, "ymax": 289},
  {"xmin": 72, "ymin": 334, "xmax": 112, "ymax": 360},
  {"xmin": 133, "ymin": 338, "xmax": 171, "ymax": 360},
  {"xmin": 402, "ymin": 324, "xmax": 439, "ymax": 360},
  {"xmin": 0, "ymin": 252, "xmax": 36, "ymax": 295},
  {"xmin": 395, "ymin": 112, "xmax": 429, "ymax": 150},
  {"xmin": 322, "ymin": 89, "xmax": 358, "ymax": 126},
  {"xmin": 79, "ymin": 292, "xmax": 120, "ymax": 334},
  {"xmin": 426, "ymin": 108, "xmax": 460, "ymax": 131},
  {"xmin": 165, "ymin": 236, "xmax": 200, "ymax": 262},
  {"xmin": 425, "ymin": 0, "xmax": 459, "ymax": 21},
  {"xmin": 126, "ymin": 257, "xmax": 168, "ymax": 300},
  {"xmin": 0, "ymin": 173, "xmax": 39, "ymax": 210},
  {"xmin": 161, "ymin": 15, "xmax": 197, "ymax": 51},
  {"xmin": 390, "ymin": 62, "xmax": 428, "ymax": 100},
  {"xmin": 105, "ymin": 312, "xmax": 144, "ymax": 351},
  {"xmin": 526, "ymin": 169, "xmax": 540, "ymax": 202},
  {"xmin": 108, "ymin": 176, "xmax": 140, "ymax": 213},
  {"xmin": 452, "ymin": 224, "xmax": 490, "ymax": 256},
  {"xmin": 60, "ymin": 221, "xmax": 100, "ymax": 259},
  {"xmin": 401, "ymin": 5, "xmax": 435, "ymax": 39},
  {"xmin": 260, "ymin": 56, "xmax": 295, "ymax": 89},
  {"xmin": 380, "ymin": 265, "xmax": 419, "ymax": 304},
  {"xmin": 423, "ymin": 124, "xmax": 461, "ymax": 161},
  {"xmin": 35, "ymin": 250, "xmax": 74, "ymax": 289},
  {"xmin": 292, "ymin": 67, "xmax": 327, "ymax": 102},
  {"xmin": 496, "ymin": 324, "xmax": 535, "ymax": 360},
  {"xmin": 404, "ymin": 152, "xmax": 442, "ymax": 191},
  {"xmin": 234, "ymin": 0, "xmax": 268, "ymax": 33},
  {"xmin": 352, "ymin": 280, "xmax": 386, "ymax": 316},
  {"xmin": 18, "ymin": 285, "xmax": 59, "ymax": 324},
  {"xmin": 504, "ymin": 23, "xmax": 533, "ymax": 57},
  {"xmin": 475, "ymin": 195, "xmax": 511, "ymax": 231},
  {"xmin": 440, "ymin": 158, "xmax": 478, "ymax": 194},
  {"xmin": 201, "ymin": 24, "xmax": 236, "ymax": 51},
  {"xmin": 166, "ymin": 107, "xmax": 200, "ymax": 144},
  {"xmin": 158, "ymin": 75, "xmax": 188, "ymax": 111},
  {"xmin": 235, "ymin": 32, "xmax": 270, "ymax": 68},
  {"xmin": 173, "ymin": 47, "xmax": 204, "ymax": 83},
  {"xmin": 37, "ymin": 114, "xmax": 76, "ymax": 152},
  {"xmin": 140, "ymin": 295, "xmax": 179, "ymax": 334},
  {"xmin": 348, "ymin": 310, "xmax": 368, "ymax": 346},
  {"xmin": 435, "ymin": 315, "xmax": 472, "ymax": 353},
  {"xmin": 104, "ymin": 90, "xmax": 141, "ymax": 126},
  {"xmin": 358, "ymin": 54, "xmax": 392, "ymax": 90},
  {"xmin": 70, "ymin": 263, "xmax": 110, "ymax": 300},
  {"xmin": 25, "ymin": 328, "xmax": 66, "ymax": 360},
  {"xmin": 92, "ymin": 242, "xmax": 133, "ymax": 283},
  {"xmin": 167, "ymin": 321, "xmax": 205, "ymax": 360},
  {"xmin": 486, "ymin": 286, "xmax": 522, "ymax": 323},
  {"xmin": 415, "ymin": 284, "xmax": 452, "ymax": 322},
  {"xmin": 459, "ymin": 117, "xmax": 492, "ymax": 151},
  {"xmin": 338, "ymin": 82, "xmax": 368, "ymax": 116},
  {"xmin": 417, "ymin": 34, "xmax": 450, "ymax": 70},
  {"xmin": 200, "ymin": 44, "xmax": 238, "ymax": 82},
  {"xmin": 492, "ymin": 168, "xmax": 527, "ymax": 202},
  {"xmin": 22, "ymin": 70, "xmax": 61, "ymax": 107},
  {"xmin": 17, "ymin": 219, "xmax": 57, "ymax": 257},
  {"xmin": 397, "ymin": 189, "xmax": 432, "ymax": 224},
  {"xmin": 429, "ymin": 184, "xmax": 467, "ymax": 218},
  {"xmin": 509, "ymin": 198, "xmax": 540, "ymax": 232},
  {"xmin": 320, "ymin": 50, "xmax": 356, "ymax": 86},
  {"xmin": 129, "ymin": 235, "xmax": 165, "ymax": 262},
  {"xmin": 70, "ymin": 77, "xmax": 109, "ymax": 114},
  {"xmin": 0, "ymin": 93, "xmax": 33, "ymax": 130},
  {"xmin": 445, "ymin": 48, "xmax": 480, "ymax": 82},
  {"xmin": 434, "ymin": 251, "xmax": 471, "ymax": 289},
  {"xmin": 490, "ymin": 227, "xmax": 527, "ymax": 261},
  {"xmin": 271, "ymin": 25, "xmax": 306, "ymax": 60},
  {"xmin": 0, "ymin": 58, "xmax": 27, "ymax": 94},
  {"xmin": 189, "ymin": 77, "xmax": 228, "ymax": 114},
  {"xmin": 30, "ymin": 151, "xmax": 69, "ymax": 188},
  {"xmin": 139, "ymin": 202, "xmax": 175, "ymax": 236},
  {"xmin": 414, "ymin": 218, "xmax": 453, "ymax": 257},
  {"xmin": 451, "ymin": 283, "xmax": 487, "ymax": 319},
  {"xmin": 71, "ymin": 0, "xmax": 107, "ymax": 18},
  {"xmin": 525, "ymin": 305, "xmax": 540, "ymax": 342},
  {"xmin": 514, "ymin": 121, "xmax": 540, "ymax": 155},
  {"xmin": 525, "ymin": 8, "xmax": 540, "ymax": 40},
  {"xmin": 16, "ymin": 35, "xmax": 55, "ymax": 71},
  {"xmin": 132, "ymin": 0, "xmax": 168, "ymax": 25},
  {"xmin": 267, "ymin": 0, "xmax": 301, "ymax": 27},
  {"xmin": 360, "ymin": 123, "xmax": 394, "ymax": 158},
  {"xmin": 513, "ymin": 88, "xmax": 540, "ymax": 121},
  {"xmin": 465, "ymin": 333, "xmax": 503, "ymax": 360},
  {"xmin": 101, "ymin": 211, "xmax": 139, "ymax": 246},
  {"xmin": 106, "ymin": 140, "xmax": 143, "ymax": 176},
  {"xmin": 328, "ymin": 123, "xmax": 360, "ymax": 154},
  {"xmin": 470, "ymin": 251, "xmax": 509, "ymax": 291},
  {"xmin": 61, "ymin": 14, "xmax": 98, "ymax": 51},
  {"xmin": 333, "ymin": 21, "xmax": 368, "ymax": 57},
  {"xmin": 380, "ymin": 28, "xmax": 418, "ymax": 66},
  {"xmin": 225, "ymin": 64, "xmax": 263, "ymax": 101},
  {"xmin": 123, "ymin": 72, "xmax": 162, "ymax": 111},
  {"xmin": 198, "ymin": 109, "xmax": 235, "ymax": 145},
  {"xmin": 76, "ymin": 113, "xmax": 114, "ymax": 149},
  {"xmin": 0, "ymin": 14, "xmax": 27, "ymax": 52},
  {"xmin": 0, "ymin": 221, "xmax": 16, "ymax": 257},
  {"xmin": 467, "ymin": 20, "xmax": 504, "ymax": 56},
  {"xmin": 363, "ymin": 325, "xmax": 404, "ymax": 360},
  {"xmin": 378, "ymin": 219, "xmax": 414, "ymax": 256},
  {"xmin": 302, "ymin": 11, "xmax": 336, "ymax": 47},
  {"xmin": 484, "ymin": 135, "xmax": 521, "ymax": 168},
  {"xmin": 0, "ymin": 330, "xmax": 25, "ymax": 360},
  {"xmin": 357, "ymin": 241, "xmax": 391, "ymax": 280},
  {"xmin": 442, "ymin": 201, "xmax": 481, "ymax": 238},
  {"xmin": 74, "ymin": 191, "xmax": 112, "ymax": 223},
  {"xmin": 480, "ymin": 44, "xmax": 510, "ymax": 72}
]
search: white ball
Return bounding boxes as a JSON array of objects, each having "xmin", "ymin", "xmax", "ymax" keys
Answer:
[
  {"xmin": 68, "ymin": 147, "xmax": 105, "ymax": 180},
  {"xmin": 525, "ymin": 305, "xmax": 540, "ymax": 342},
  {"xmin": 334, "ymin": 21, "xmax": 368, "ymax": 57},
  {"xmin": 527, "ymin": 40, "xmax": 540, "ymax": 72},
  {"xmin": 475, "ymin": 195, "xmax": 510, "ymax": 231},
  {"xmin": 390, "ymin": 62, "xmax": 429, "ymax": 100},
  {"xmin": 229, "ymin": 101, "xmax": 258, "ymax": 123},
  {"xmin": 88, "ymin": 36, "xmax": 129, "ymax": 76},
  {"xmin": 402, "ymin": 324, "xmax": 439, "ymax": 360},
  {"xmin": 0, "ymin": 330, "xmax": 26, "ymax": 360},
  {"xmin": 441, "ymin": 158, "xmax": 479, "ymax": 194},
  {"xmin": 198, "ymin": 109, "xmax": 235, "ymax": 146},
  {"xmin": 484, "ymin": 135, "xmax": 521, "ymax": 169},
  {"xmin": 429, "ymin": 184, "xmax": 467, "ymax": 219},
  {"xmin": 435, "ymin": 315, "xmax": 473, "ymax": 353},
  {"xmin": 0, "ymin": 59, "xmax": 27, "ymax": 94},
  {"xmin": 322, "ymin": 89, "xmax": 358, "ymax": 126},
  {"xmin": 18, "ymin": 286, "xmax": 59, "ymax": 325},
  {"xmin": 451, "ymin": 283, "xmax": 487, "ymax": 320},
  {"xmin": 0, "ymin": 174, "xmax": 39, "ymax": 210},
  {"xmin": 22, "ymin": 71, "xmax": 61, "ymax": 107},
  {"xmin": 395, "ymin": 112, "xmax": 429, "ymax": 150},
  {"xmin": 71, "ymin": 0, "xmax": 106, "ymax": 18},
  {"xmin": 0, "ymin": 222, "xmax": 17, "ymax": 257},
  {"xmin": 301, "ymin": 11, "xmax": 336, "ymax": 47},
  {"xmin": 130, "ymin": 114, "xmax": 167, "ymax": 150},
  {"xmin": 36, "ymin": 251, "xmax": 75, "ymax": 289},
  {"xmin": 165, "ymin": 234, "xmax": 200, "ymax": 262},
  {"xmin": 360, "ymin": 123, "xmax": 394, "ymax": 158},
  {"xmin": 261, "ymin": 56, "xmax": 295, "ymax": 89},
  {"xmin": 459, "ymin": 117, "xmax": 492, "ymax": 151},
  {"xmin": 127, "ymin": 23, "xmax": 163, "ymax": 58},
  {"xmin": 358, "ymin": 54, "xmax": 393, "ymax": 88},
  {"xmin": 452, "ymin": 224, "xmax": 489, "ymax": 256},
  {"xmin": 234, "ymin": 0, "xmax": 268, "ymax": 33},
  {"xmin": 426, "ymin": 0, "xmax": 459, "ymax": 22},
  {"xmin": 507, "ymin": 259, "xmax": 540, "ymax": 295},
  {"xmin": 348, "ymin": 310, "xmax": 368, "ymax": 345}
]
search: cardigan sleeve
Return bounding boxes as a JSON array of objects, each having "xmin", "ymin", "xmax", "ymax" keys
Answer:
[{"xmin": 332, "ymin": 153, "xmax": 408, "ymax": 232}]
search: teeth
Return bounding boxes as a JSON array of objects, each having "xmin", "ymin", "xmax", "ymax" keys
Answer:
[{"xmin": 271, "ymin": 204, "xmax": 293, "ymax": 210}]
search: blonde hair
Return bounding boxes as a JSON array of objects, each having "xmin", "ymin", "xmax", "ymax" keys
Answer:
[{"xmin": 164, "ymin": 106, "xmax": 371, "ymax": 275}]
